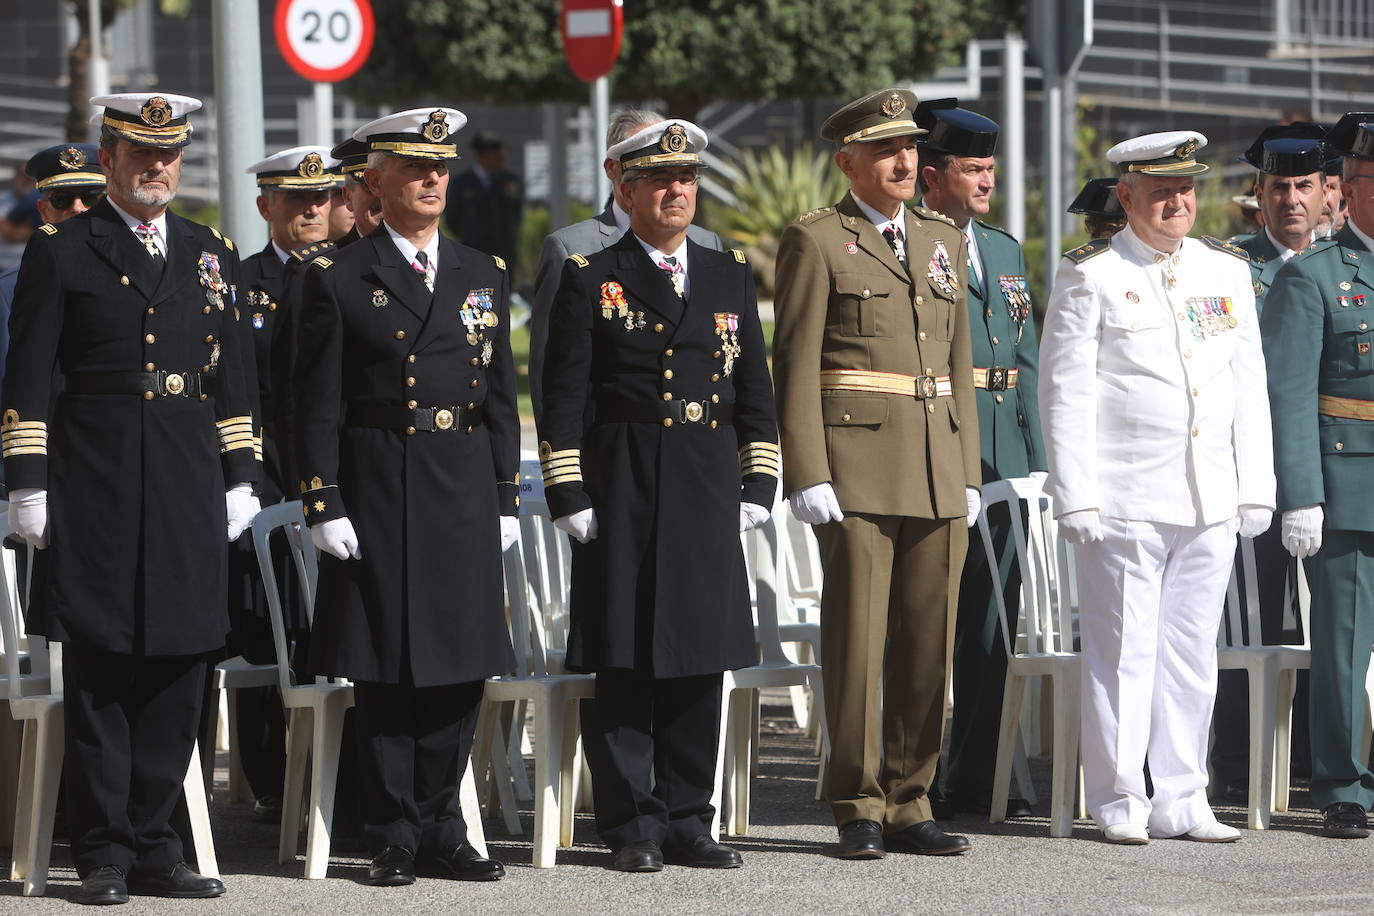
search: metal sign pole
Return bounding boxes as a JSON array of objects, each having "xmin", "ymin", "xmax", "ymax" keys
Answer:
[
  {"xmin": 212, "ymin": 0, "xmax": 267, "ymax": 252},
  {"xmin": 314, "ymin": 81, "xmax": 334, "ymax": 146},
  {"xmin": 593, "ymin": 76, "xmax": 610, "ymax": 207}
]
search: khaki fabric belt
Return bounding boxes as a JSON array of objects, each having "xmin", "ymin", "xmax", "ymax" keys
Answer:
[
  {"xmin": 972, "ymin": 367, "xmax": 1019, "ymax": 390},
  {"xmin": 819, "ymin": 369, "xmax": 952, "ymax": 399},
  {"xmin": 1318, "ymin": 394, "xmax": 1374, "ymax": 421}
]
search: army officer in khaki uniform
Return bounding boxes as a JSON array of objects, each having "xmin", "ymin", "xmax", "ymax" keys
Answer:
[{"xmin": 772, "ymin": 88, "xmax": 982, "ymax": 860}]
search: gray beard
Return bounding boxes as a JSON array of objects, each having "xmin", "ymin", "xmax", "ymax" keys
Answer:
[{"xmin": 113, "ymin": 177, "xmax": 176, "ymax": 208}]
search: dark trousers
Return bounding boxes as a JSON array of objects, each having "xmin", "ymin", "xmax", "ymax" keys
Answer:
[
  {"xmin": 62, "ymin": 645, "xmax": 206, "ymax": 878},
  {"xmin": 581, "ymin": 668, "xmax": 723, "ymax": 852},
  {"xmin": 353, "ymin": 679, "xmax": 484, "ymax": 855},
  {"xmin": 945, "ymin": 501, "xmax": 1021, "ymax": 803},
  {"xmin": 1211, "ymin": 522, "xmax": 1311, "ymax": 787}
]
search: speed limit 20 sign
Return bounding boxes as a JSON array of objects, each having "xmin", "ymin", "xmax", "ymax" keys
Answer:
[{"xmin": 275, "ymin": 0, "xmax": 376, "ymax": 83}]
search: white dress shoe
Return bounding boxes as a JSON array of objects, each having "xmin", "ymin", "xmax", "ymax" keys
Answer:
[
  {"xmin": 1181, "ymin": 818, "xmax": 1241, "ymax": 843},
  {"xmin": 1102, "ymin": 823, "xmax": 1149, "ymax": 845}
]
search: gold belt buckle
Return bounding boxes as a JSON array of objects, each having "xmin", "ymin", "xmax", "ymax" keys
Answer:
[
  {"xmin": 164, "ymin": 372, "xmax": 186, "ymax": 396},
  {"xmin": 434, "ymin": 408, "xmax": 455, "ymax": 430},
  {"xmin": 915, "ymin": 375, "xmax": 937, "ymax": 400},
  {"xmin": 683, "ymin": 401, "xmax": 704, "ymax": 423}
]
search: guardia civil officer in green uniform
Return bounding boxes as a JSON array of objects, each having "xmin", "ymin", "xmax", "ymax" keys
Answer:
[
  {"xmin": 293, "ymin": 108, "xmax": 518, "ymax": 884},
  {"xmin": 539, "ymin": 119, "xmax": 778, "ymax": 873},
  {"xmin": 1262, "ymin": 112, "xmax": 1374, "ymax": 840},
  {"xmin": 914, "ymin": 99, "xmax": 1044, "ymax": 819},
  {"xmin": 3, "ymin": 92, "xmax": 258, "ymax": 904},
  {"xmin": 773, "ymin": 90, "xmax": 981, "ymax": 860},
  {"xmin": 1211, "ymin": 125, "xmax": 1326, "ymax": 803}
]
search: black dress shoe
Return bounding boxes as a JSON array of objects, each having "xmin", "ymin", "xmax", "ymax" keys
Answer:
[
  {"xmin": 1323, "ymin": 803, "xmax": 1371, "ymax": 839},
  {"xmin": 422, "ymin": 842, "xmax": 505, "ymax": 881},
  {"xmin": 663, "ymin": 834, "xmax": 743, "ymax": 869},
  {"xmin": 127, "ymin": 862, "xmax": 225, "ymax": 898},
  {"xmin": 836, "ymin": 819, "xmax": 885, "ymax": 859},
  {"xmin": 611, "ymin": 840, "xmax": 663, "ymax": 873},
  {"xmin": 251, "ymin": 796, "xmax": 283, "ymax": 824},
  {"xmin": 885, "ymin": 820, "xmax": 971, "ymax": 855},
  {"xmin": 1004, "ymin": 797, "xmax": 1034, "ymax": 819},
  {"xmin": 367, "ymin": 845, "xmax": 417, "ymax": 886},
  {"xmin": 77, "ymin": 865, "xmax": 128, "ymax": 906}
]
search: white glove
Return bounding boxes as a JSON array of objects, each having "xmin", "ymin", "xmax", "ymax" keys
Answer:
[
  {"xmin": 8, "ymin": 487, "xmax": 48, "ymax": 549},
  {"xmin": 1280, "ymin": 505, "xmax": 1323, "ymax": 558},
  {"xmin": 554, "ymin": 508, "xmax": 598, "ymax": 544},
  {"xmin": 1058, "ymin": 508, "xmax": 1104, "ymax": 545},
  {"xmin": 965, "ymin": 487, "xmax": 981, "ymax": 528},
  {"xmin": 1237, "ymin": 504, "xmax": 1272, "ymax": 539},
  {"xmin": 311, "ymin": 516, "xmax": 362, "ymax": 560},
  {"xmin": 740, "ymin": 502, "xmax": 771, "ymax": 532},
  {"xmin": 500, "ymin": 515, "xmax": 520, "ymax": 552},
  {"xmin": 225, "ymin": 484, "xmax": 257, "ymax": 541},
  {"xmin": 788, "ymin": 483, "xmax": 844, "ymax": 526}
]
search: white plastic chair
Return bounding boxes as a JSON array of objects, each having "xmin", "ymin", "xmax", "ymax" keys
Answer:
[
  {"xmin": 1216, "ymin": 539, "xmax": 1310, "ymax": 829},
  {"xmin": 472, "ymin": 499, "xmax": 595, "ymax": 869},
  {"xmin": 1, "ymin": 510, "xmax": 218, "ymax": 895},
  {"xmin": 982, "ymin": 476, "xmax": 1083, "ymax": 838},
  {"xmin": 712, "ymin": 515, "xmax": 830, "ymax": 838},
  {"xmin": 213, "ymin": 654, "xmax": 280, "ymax": 804}
]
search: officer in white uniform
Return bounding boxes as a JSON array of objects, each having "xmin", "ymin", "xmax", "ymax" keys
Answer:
[{"xmin": 1038, "ymin": 131, "xmax": 1276, "ymax": 845}]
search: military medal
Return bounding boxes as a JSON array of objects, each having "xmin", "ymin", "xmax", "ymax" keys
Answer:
[
  {"xmin": 1357, "ymin": 295, "xmax": 1368, "ymax": 308},
  {"xmin": 845, "ymin": 242, "xmax": 858, "ymax": 254},
  {"xmin": 198, "ymin": 251, "xmax": 228, "ymax": 310},
  {"xmin": 928, "ymin": 239, "xmax": 958, "ymax": 295},
  {"xmin": 481, "ymin": 337, "xmax": 493, "ymax": 366},
  {"xmin": 252, "ymin": 312, "xmax": 264, "ymax": 329},
  {"xmin": 600, "ymin": 281, "xmax": 629, "ymax": 321},
  {"xmin": 625, "ymin": 309, "xmax": 647, "ymax": 331},
  {"xmin": 1339, "ymin": 295, "xmax": 1352, "ymax": 308},
  {"xmin": 372, "ymin": 290, "xmax": 388, "ymax": 308},
  {"xmin": 998, "ymin": 275, "xmax": 1032, "ymax": 343},
  {"xmin": 714, "ymin": 312, "xmax": 741, "ymax": 377}
]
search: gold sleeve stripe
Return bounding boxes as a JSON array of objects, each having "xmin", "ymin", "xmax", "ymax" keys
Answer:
[
  {"xmin": 543, "ymin": 471, "xmax": 583, "ymax": 487},
  {"xmin": 2, "ymin": 430, "xmax": 48, "ymax": 443},
  {"xmin": 739, "ymin": 442, "xmax": 780, "ymax": 455},
  {"xmin": 741, "ymin": 463, "xmax": 780, "ymax": 477},
  {"xmin": 540, "ymin": 456, "xmax": 581, "ymax": 473},
  {"xmin": 2, "ymin": 421, "xmax": 47, "ymax": 432},
  {"xmin": 539, "ymin": 447, "xmax": 580, "ymax": 462},
  {"xmin": 2, "ymin": 446, "xmax": 46, "ymax": 457},
  {"xmin": 216, "ymin": 416, "xmax": 253, "ymax": 431},
  {"xmin": 220, "ymin": 441, "xmax": 255, "ymax": 453},
  {"xmin": 219, "ymin": 432, "xmax": 256, "ymax": 445}
]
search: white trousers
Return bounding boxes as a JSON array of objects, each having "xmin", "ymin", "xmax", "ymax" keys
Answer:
[{"xmin": 1077, "ymin": 515, "xmax": 1237, "ymax": 835}]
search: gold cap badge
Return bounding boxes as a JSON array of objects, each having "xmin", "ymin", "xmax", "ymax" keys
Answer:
[
  {"xmin": 659, "ymin": 124, "xmax": 688, "ymax": 154},
  {"xmin": 299, "ymin": 152, "xmax": 325, "ymax": 178},
  {"xmin": 58, "ymin": 147, "xmax": 86, "ymax": 170},
  {"xmin": 882, "ymin": 92, "xmax": 906, "ymax": 119},
  {"xmin": 141, "ymin": 96, "xmax": 172, "ymax": 127},
  {"xmin": 422, "ymin": 110, "xmax": 449, "ymax": 143},
  {"xmin": 1174, "ymin": 137, "xmax": 1199, "ymax": 160}
]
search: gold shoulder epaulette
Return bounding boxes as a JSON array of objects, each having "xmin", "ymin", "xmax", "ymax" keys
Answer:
[
  {"xmin": 912, "ymin": 206, "xmax": 956, "ymax": 228},
  {"xmin": 730, "ymin": 249, "xmax": 746, "ymax": 264},
  {"xmin": 1202, "ymin": 235, "xmax": 1250, "ymax": 261},
  {"xmin": 796, "ymin": 207, "xmax": 834, "ymax": 225},
  {"xmin": 1063, "ymin": 237, "xmax": 1111, "ymax": 264},
  {"xmin": 313, "ymin": 256, "xmax": 334, "ymax": 270},
  {"xmin": 289, "ymin": 240, "xmax": 335, "ymax": 262},
  {"xmin": 209, "ymin": 227, "xmax": 235, "ymax": 251},
  {"xmin": 38, "ymin": 223, "xmax": 57, "ymax": 236},
  {"xmin": 493, "ymin": 255, "xmax": 507, "ymax": 270},
  {"xmin": 569, "ymin": 253, "xmax": 590, "ymax": 268}
]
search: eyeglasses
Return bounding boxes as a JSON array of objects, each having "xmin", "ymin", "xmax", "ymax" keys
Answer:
[
  {"xmin": 47, "ymin": 189, "xmax": 104, "ymax": 211},
  {"xmin": 629, "ymin": 171, "xmax": 700, "ymax": 190}
]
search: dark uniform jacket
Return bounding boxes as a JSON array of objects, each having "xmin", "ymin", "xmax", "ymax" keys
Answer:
[
  {"xmin": 965, "ymin": 219, "xmax": 1046, "ymax": 480},
  {"xmin": 538, "ymin": 232, "xmax": 779, "ymax": 678},
  {"xmin": 444, "ymin": 168, "xmax": 523, "ymax": 273},
  {"xmin": 239, "ymin": 243, "xmax": 292, "ymax": 501},
  {"xmin": 2, "ymin": 199, "xmax": 258, "ymax": 655},
  {"xmin": 1262, "ymin": 224, "xmax": 1374, "ymax": 532},
  {"xmin": 293, "ymin": 226, "xmax": 518, "ymax": 687}
]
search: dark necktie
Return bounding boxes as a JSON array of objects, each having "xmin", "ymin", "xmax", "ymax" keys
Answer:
[
  {"xmin": 413, "ymin": 250, "xmax": 434, "ymax": 292},
  {"xmin": 882, "ymin": 224, "xmax": 907, "ymax": 265}
]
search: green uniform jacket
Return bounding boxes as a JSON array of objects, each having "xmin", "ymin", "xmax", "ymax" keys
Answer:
[
  {"xmin": 1261, "ymin": 225, "xmax": 1374, "ymax": 531},
  {"xmin": 1236, "ymin": 229, "xmax": 1310, "ymax": 317},
  {"xmin": 967, "ymin": 220, "xmax": 1046, "ymax": 480}
]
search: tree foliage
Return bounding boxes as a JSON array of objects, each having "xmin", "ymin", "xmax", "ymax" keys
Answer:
[{"xmin": 348, "ymin": 0, "xmax": 1022, "ymax": 117}]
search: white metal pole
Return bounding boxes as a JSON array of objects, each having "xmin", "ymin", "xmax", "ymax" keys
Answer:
[
  {"xmin": 314, "ymin": 81, "xmax": 334, "ymax": 146},
  {"xmin": 1002, "ymin": 30, "xmax": 1026, "ymax": 242},
  {"xmin": 592, "ymin": 76, "xmax": 611, "ymax": 209},
  {"xmin": 212, "ymin": 0, "xmax": 267, "ymax": 251},
  {"xmin": 87, "ymin": 0, "xmax": 110, "ymax": 141}
]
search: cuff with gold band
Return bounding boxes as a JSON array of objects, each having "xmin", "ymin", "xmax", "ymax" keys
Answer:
[
  {"xmin": 1, "ymin": 410, "xmax": 47, "ymax": 459},
  {"xmin": 739, "ymin": 441, "xmax": 781, "ymax": 478},
  {"xmin": 300, "ymin": 476, "xmax": 346, "ymax": 525},
  {"xmin": 253, "ymin": 427, "xmax": 264, "ymax": 463},
  {"xmin": 538, "ymin": 441, "xmax": 583, "ymax": 488},
  {"xmin": 499, "ymin": 476, "xmax": 520, "ymax": 516},
  {"xmin": 216, "ymin": 416, "xmax": 256, "ymax": 455}
]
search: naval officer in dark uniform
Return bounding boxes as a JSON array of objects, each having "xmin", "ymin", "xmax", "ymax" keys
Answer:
[
  {"xmin": 3, "ymin": 92, "xmax": 257, "ymax": 904},
  {"xmin": 293, "ymin": 108, "xmax": 518, "ymax": 885},
  {"xmin": 539, "ymin": 119, "xmax": 779, "ymax": 872}
]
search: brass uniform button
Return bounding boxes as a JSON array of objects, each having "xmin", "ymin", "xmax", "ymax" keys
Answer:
[
  {"xmin": 203, "ymin": 306, "xmax": 212, "ymax": 314},
  {"xmin": 146, "ymin": 307, "xmax": 155, "ymax": 316},
  {"xmin": 470, "ymin": 357, "xmax": 479, "ymax": 366},
  {"xmin": 841, "ymin": 413, "xmax": 852, "ymax": 422},
  {"xmin": 145, "ymin": 333, "xmax": 155, "ymax": 344},
  {"xmin": 204, "ymin": 335, "xmax": 214, "ymax": 344},
  {"xmin": 1191, "ymin": 388, "xmax": 1199, "ymax": 397},
  {"xmin": 407, "ymin": 354, "xmax": 416, "ymax": 363},
  {"xmin": 713, "ymin": 351, "xmax": 722, "ymax": 358},
  {"xmin": 407, "ymin": 400, "xmax": 418, "ymax": 409},
  {"xmin": 710, "ymin": 420, "xmax": 718, "ymax": 429},
  {"xmin": 1336, "ymin": 442, "xmax": 1345, "ymax": 451},
  {"xmin": 468, "ymin": 402, "xmax": 476, "ymax": 410},
  {"xmin": 927, "ymin": 403, "xmax": 936, "ymax": 413},
  {"xmin": 662, "ymin": 392, "xmax": 673, "ymax": 401},
  {"xmin": 406, "ymin": 426, "xmax": 417, "ymax": 436},
  {"xmin": 665, "ymin": 348, "xmax": 674, "ymax": 356},
  {"xmin": 711, "ymin": 374, "xmax": 720, "ymax": 382},
  {"xmin": 710, "ymin": 394, "xmax": 719, "ymax": 403},
  {"xmin": 406, "ymin": 377, "xmax": 416, "ymax": 387},
  {"xmin": 995, "ymin": 394, "xmax": 1004, "ymax": 403},
  {"xmin": 662, "ymin": 418, "xmax": 673, "ymax": 427},
  {"xmin": 120, "ymin": 275, "xmax": 130, "ymax": 286},
  {"xmin": 199, "ymin": 394, "xmax": 207, "ymax": 401},
  {"xmin": 1183, "ymin": 349, "xmax": 1192, "ymax": 359},
  {"xmin": 992, "ymin": 336, "xmax": 999, "ymax": 345},
  {"xmin": 144, "ymin": 362, "xmax": 155, "ymax": 372},
  {"xmin": 143, "ymin": 391, "xmax": 154, "ymax": 400},
  {"xmin": 663, "ymin": 369, "xmax": 673, "ymax": 379},
  {"xmin": 918, "ymin": 331, "xmax": 927, "ymax": 341},
  {"xmin": 268, "ymin": 303, "xmax": 277, "ymax": 311},
  {"xmin": 916, "ymin": 295, "xmax": 924, "ymax": 305},
  {"xmin": 1191, "ymin": 426, "xmax": 1199, "ymax": 437},
  {"xmin": 469, "ymin": 379, "xmax": 479, "ymax": 388},
  {"xmin": 395, "ymin": 330, "xmax": 406, "ymax": 340},
  {"xmin": 654, "ymin": 323, "xmax": 664, "ymax": 333}
]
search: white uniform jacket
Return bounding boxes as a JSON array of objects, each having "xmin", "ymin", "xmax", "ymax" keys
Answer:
[{"xmin": 1038, "ymin": 225, "xmax": 1276, "ymax": 527}]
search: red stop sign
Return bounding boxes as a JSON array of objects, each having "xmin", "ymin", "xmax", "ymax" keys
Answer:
[{"xmin": 561, "ymin": 0, "xmax": 623, "ymax": 83}]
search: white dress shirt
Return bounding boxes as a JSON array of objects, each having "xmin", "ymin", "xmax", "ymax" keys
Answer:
[
  {"xmin": 850, "ymin": 191, "xmax": 904, "ymax": 240},
  {"xmin": 1265, "ymin": 226, "xmax": 1313, "ymax": 262},
  {"xmin": 612, "ymin": 202, "xmax": 632, "ymax": 234},
  {"xmin": 384, "ymin": 222, "xmax": 440, "ymax": 274},
  {"xmin": 106, "ymin": 198, "xmax": 168, "ymax": 259},
  {"xmin": 271, "ymin": 241, "xmax": 292, "ymax": 264},
  {"xmin": 634, "ymin": 232, "xmax": 689, "ymax": 298},
  {"xmin": 1038, "ymin": 224, "xmax": 1275, "ymax": 527}
]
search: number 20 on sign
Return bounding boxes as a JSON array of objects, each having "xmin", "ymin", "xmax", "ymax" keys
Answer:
[{"xmin": 275, "ymin": 0, "xmax": 376, "ymax": 83}]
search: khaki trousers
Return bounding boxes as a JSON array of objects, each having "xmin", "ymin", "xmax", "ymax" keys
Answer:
[{"xmin": 815, "ymin": 512, "xmax": 965, "ymax": 830}]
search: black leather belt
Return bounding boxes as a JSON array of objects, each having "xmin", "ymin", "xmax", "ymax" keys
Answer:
[
  {"xmin": 345, "ymin": 402, "xmax": 484, "ymax": 433},
  {"xmin": 66, "ymin": 370, "xmax": 206, "ymax": 398},
  {"xmin": 595, "ymin": 396, "xmax": 734, "ymax": 426}
]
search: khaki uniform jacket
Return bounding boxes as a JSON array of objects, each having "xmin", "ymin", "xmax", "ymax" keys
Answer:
[{"xmin": 773, "ymin": 194, "xmax": 981, "ymax": 519}]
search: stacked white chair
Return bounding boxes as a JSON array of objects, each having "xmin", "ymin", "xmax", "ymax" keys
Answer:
[
  {"xmin": 1215, "ymin": 538, "xmax": 1310, "ymax": 829},
  {"xmin": 982, "ymin": 476, "xmax": 1082, "ymax": 837},
  {"xmin": 0, "ymin": 509, "xmax": 218, "ymax": 895}
]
